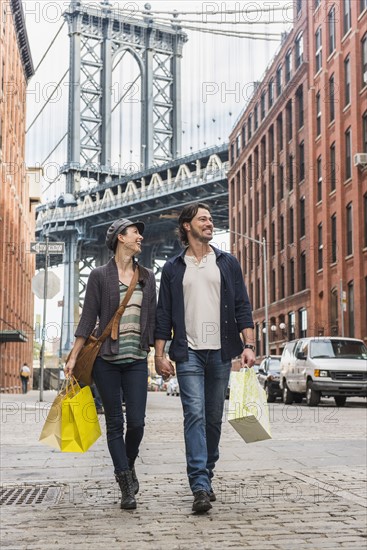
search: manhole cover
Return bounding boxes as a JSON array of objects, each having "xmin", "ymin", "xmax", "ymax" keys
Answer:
[{"xmin": 0, "ymin": 485, "xmax": 62, "ymax": 506}]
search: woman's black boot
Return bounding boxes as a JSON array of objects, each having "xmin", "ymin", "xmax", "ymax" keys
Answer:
[
  {"xmin": 115, "ymin": 471, "xmax": 137, "ymax": 510},
  {"xmin": 128, "ymin": 459, "xmax": 139, "ymax": 495}
]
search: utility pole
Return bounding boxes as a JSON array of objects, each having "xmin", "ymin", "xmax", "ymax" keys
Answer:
[{"xmin": 39, "ymin": 237, "xmax": 49, "ymax": 402}]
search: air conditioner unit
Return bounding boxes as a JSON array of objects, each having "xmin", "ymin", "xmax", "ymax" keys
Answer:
[{"xmin": 354, "ymin": 153, "xmax": 367, "ymax": 167}]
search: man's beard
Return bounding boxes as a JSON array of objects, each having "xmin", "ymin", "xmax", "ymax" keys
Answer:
[{"xmin": 189, "ymin": 225, "xmax": 213, "ymax": 244}]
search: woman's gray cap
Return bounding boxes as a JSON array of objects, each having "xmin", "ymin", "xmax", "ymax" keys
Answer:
[{"xmin": 105, "ymin": 218, "xmax": 145, "ymax": 250}]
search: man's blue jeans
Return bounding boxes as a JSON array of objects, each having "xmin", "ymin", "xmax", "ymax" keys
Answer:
[
  {"xmin": 93, "ymin": 356, "xmax": 148, "ymax": 474},
  {"xmin": 176, "ymin": 349, "xmax": 231, "ymax": 494}
]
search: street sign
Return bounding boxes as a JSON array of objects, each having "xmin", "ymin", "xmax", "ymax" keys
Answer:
[
  {"xmin": 30, "ymin": 242, "xmax": 65, "ymax": 254},
  {"xmin": 32, "ymin": 271, "xmax": 61, "ymax": 299}
]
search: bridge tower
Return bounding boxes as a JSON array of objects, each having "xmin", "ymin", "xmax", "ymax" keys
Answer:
[{"xmin": 59, "ymin": 0, "xmax": 187, "ymax": 352}]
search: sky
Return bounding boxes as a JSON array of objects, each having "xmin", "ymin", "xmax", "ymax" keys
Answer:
[{"xmin": 22, "ymin": 0, "xmax": 293, "ymax": 342}]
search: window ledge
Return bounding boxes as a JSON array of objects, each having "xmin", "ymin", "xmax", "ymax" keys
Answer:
[
  {"xmin": 341, "ymin": 28, "xmax": 352, "ymax": 44},
  {"xmin": 345, "ymin": 254, "xmax": 354, "ymax": 261},
  {"xmin": 344, "ymin": 177, "xmax": 352, "ymax": 186},
  {"xmin": 317, "ymin": 268, "xmax": 323, "ymax": 274},
  {"xmin": 328, "ymin": 120, "xmax": 335, "ymax": 129},
  {"xmin": 343, "ymin": 103, "xmax": 351, "ymax": 113},
  {"xmin": 329, "ymin": 189, "xmax": 337, "ymax": 197},
  {"xmin": 327, "ymin": 50, "xmax": 336, "ymax": 63},
  {"xmin": 360, "ymin": 85, "xmax": 367, "ymax": 95},
  {"xmin": 330, "ymin": 261, "xmax": 337, "ymax": 268},
  {"xmin": 358, "ymin": 8, "xmax": 367, "ymax": 21}
]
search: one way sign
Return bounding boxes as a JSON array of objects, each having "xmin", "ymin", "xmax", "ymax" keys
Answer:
[{"xmin": 30, "ymin": 242, "xmax": 65, "ymax": 254}]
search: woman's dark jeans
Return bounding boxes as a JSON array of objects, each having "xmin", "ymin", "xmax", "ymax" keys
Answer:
[{"xmin": 93, "ymin": 356, "xmax": 148, "ymax": 474}]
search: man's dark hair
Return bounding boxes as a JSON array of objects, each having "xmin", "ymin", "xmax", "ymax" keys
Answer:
[{"xmin": 178, "ymin": 202, "xmax": 211, "ymax": 246}]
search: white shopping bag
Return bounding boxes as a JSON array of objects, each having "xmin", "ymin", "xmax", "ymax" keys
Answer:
[{"xmin": 228, "ymin": 368, "xmax": 272, "ymax": 443}]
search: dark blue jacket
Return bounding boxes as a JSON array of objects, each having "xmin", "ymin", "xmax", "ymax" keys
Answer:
[{"xmin": 155, "ymin": 246, "xmax": 254, "ymax": 362}]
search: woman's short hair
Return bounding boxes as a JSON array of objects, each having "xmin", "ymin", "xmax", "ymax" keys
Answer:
[{"xmin": 178, "ymin": 202, "xmax": 211, "ymax": 246}]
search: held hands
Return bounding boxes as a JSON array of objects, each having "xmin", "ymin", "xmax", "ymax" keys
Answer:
[
  {"xmin": 241, "ymin": 348, "xmax": 256, "ymax": 369},
  {"xmin": 155, "ymin": 356, "xmax": 175, "ymax": 380}
]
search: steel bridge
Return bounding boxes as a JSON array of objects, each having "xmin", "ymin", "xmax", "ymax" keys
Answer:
[{"xmin": 35, "ymin": 1, "xmax": 229, "ymax": 352}]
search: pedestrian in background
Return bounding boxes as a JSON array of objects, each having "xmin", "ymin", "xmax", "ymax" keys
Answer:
[
  {"xmin": 19, "ymin": 362, "xmax": 30, "ymax": 394},
  {"xmin": 65, "ymin": 219, "xmax": 156, "ymax": 510},
  {"xmin": 155, "ymin": 203, "xmax": 255, "ymax": 513}
]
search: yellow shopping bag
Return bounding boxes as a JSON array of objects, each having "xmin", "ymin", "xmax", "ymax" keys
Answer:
[
  {"xmin": 39, "ymin": 378, "xmax": 101, "ymax": 453},
  {"xmin": 228, "ymin": 367, "xmax": 272, "ymax": 443}
]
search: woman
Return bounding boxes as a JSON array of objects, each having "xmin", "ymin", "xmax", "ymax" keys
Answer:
[{"xmin": 65, "ymin": 218, "xmax": 156, "ymax": 510}]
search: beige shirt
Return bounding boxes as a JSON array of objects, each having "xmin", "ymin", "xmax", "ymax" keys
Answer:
[{"xmin": 183, "ymin": 251, "xmax": 221, "ymax": 349}]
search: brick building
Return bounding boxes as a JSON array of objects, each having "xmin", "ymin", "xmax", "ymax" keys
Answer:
[
  {"xmin": 228, "ymin": 0, "xmax": 367, "ymax": 357},
  {"xmin": 0, "ymin": 0, "xmax": 35, "ymax": 391}
]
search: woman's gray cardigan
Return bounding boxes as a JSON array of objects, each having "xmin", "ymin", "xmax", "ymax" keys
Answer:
[{"xmin": 75, "ymin": 258, "xmax": 156, "ymax": 356}]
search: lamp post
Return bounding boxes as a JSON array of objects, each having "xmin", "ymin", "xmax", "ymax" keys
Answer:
[{"xmin": 228, "ymin": 230, "xmax": 269, "ymax": 357}]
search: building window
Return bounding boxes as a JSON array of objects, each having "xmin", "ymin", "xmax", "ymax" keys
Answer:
[
  {"xmin": 344, "ymin": 56, "xmax": 351, "ymax": 106},
  {"xmin": 256, "ymin": 278, "xmax": 261, "ymax": 309},
  {"xmin": 328, "ymin": 6, "xmax": 336, "ymax": 55},
  {"xmin": 289, "ymin": 207, "xmax": 294, "ymax": 244},
  {"xmin": 288, "ymin": 105, "xmax": 293, "ymax": 139},
  {"xmin": 279, "ymin": 164, "xmax": 284, "ymax": 199},
  {"xmin": 249, "ymin": 198, "xmax": 253, "ymax": 227},
  {"xmin": 295, "ymin": 33, "xmax": 303, "ymax": 68},
  {"xmin": 345, "ymin": 127, "xmax": 352, "ymax": 180},
  {"xmin": 285, "ymin": 50, "xmax": 292, "ymax": 83},
  {"xmin": 346, "ymin": 202, "xmax": 353, "ymax": 255},
  {"xmin": 318, "ymin": 223, "xmax": 323, "ymax": 270},
  {"xmin": 315, "ymin": 0, "xmax": 321, "ymax": 9},
  {"xmin": 296, "ymin": 0, "xmax": 302, "ymax": 14},
  {"xmin": 255, "ymin": 192, "xmax": 260, "ymax": 222},
  {"xmin": 280, "ymin": 215, "xmax": 284, "ymax": 250},
  {"xmin": 254, "ymin": 104, "xmax": 259, "ymax": 131},
  {"xmin": 363, "ymin": 112, "xmax": 367, "ymax": 152},
  {"xmin": 330, "ymin": 142, "xmax": 336, "ymax": 191},
  {"xmin": 299, "ymin": 141, "xmax": 305, "ymax": 182},
  {"xmin": 268, "ymin": 79, "xmax": 274, "ymax": 108},
  {"xmin": 261, "ymin": 138, "xmax": 266, "ymax": 171},
  {"xmin": 277, "ymin": 113, "xmax": 283, "ymax": 151},
  {"xmin": 289, "ymin": 260, "xmax": 295, "ymax": 295},
  {"xmin": 263, "ymin": 184, "xmax": 267, "ymax": 214},
  {"xmin": 300, "ymin": 253, "xmax": 306, "ymax": 290},
  {"xmin": 242, "ymin": 123, "xmax": 246, "ymax": 148},
  {"xmin": 329, "ymin": 74, "xmax": 335, "ymax": 122},
  {"xmin": 271, "ymin": 222, "xmax": 275, "ymax": 255},
  {"xmin": 242, "ymin": 164, "xmax": 247, "ymax": 194},
  {"xmin": 248, "ymin": 155, "xmax": 252, "ymax": 186},
  {"xmin": 269, "ymin": 125, "xmax": 274, "ymax": 161},
  {"xmin": 362, "ymin": 34, "xmax": 367, "ymax": 88},
  {"xmin": 248, "ymin": 114, "xmax": 252, "ymax": 140},
  {"xmin": 364, "ymin": 193, "xmax": 367, "ymax": 247},
  {"xmin": 270, "ymin": 175, "xmax": 275, "ymax": 208},
  {"xmin": 280, "ymin": 265, "xmax": 285, "ymax": 299},
  {"xmin": 300, "ymin": 197, "xmax": 305, "ymax": 237},
  {"xmin": 317, "ymin": 155, "xmax": 322, "ymax": 202},
  {"xmin": 276, "ymin": 65, "xmax": 282, "ymax": 96},
  {"xmin": 361, "ymin": 0, "xmax": 367, "ymax": 13},
  {"xmin": 271, "ymin": 269, "xmax": 276, "ymax": 302},
  {"xmin": 315, "ymin": 27, "xmax": 322, "ymax": 73},
  {"xmin": 331, "ymin": 214, "xmax": 337, "ymax": 263},
  {"xmin": 296, "ymin": 85, "xmax": 304, "ymax": 128},
  {"xmin": 316, "ymin": 92, "xmax": 321, "ymax": 136},
  {"xmin": 261, "ymin": 91, "xmax": 266, "ymax": 120},
  {"xmin": 288, "ymin": 154, "xmax": 294, "ymax": 191},
  {"xmin": 299, "ymin": 308, "xmax": 307, "ymax": 338},
  {"xmin": 347, "ymin": 281, "xmax": 354, "ymax": 337},
  {"xmin": 255, "ymin": 146, "xmax": 259, "ymax": 179},
  {"xmin": 343, "ymin": 0, "xmax": 351, "ymax": 36}
]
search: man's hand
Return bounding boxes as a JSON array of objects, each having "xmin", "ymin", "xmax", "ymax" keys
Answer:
[
  {"xmin": 241, "ymin": 348, "xmax": 255, "ymax": 368},
  {"xmin": 155, "ymin": 357, "xmax": 175, "ymax": 380}
]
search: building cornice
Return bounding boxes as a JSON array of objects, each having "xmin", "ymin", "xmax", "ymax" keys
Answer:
[{"xmin": 10, "ymin": 0, "xmax": 34, "ymax": 81}]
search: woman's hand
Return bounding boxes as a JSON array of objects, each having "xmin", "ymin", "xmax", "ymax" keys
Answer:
[{"xmin": 64, "ymin": 356, "xmax": 77, "ymax": 378}]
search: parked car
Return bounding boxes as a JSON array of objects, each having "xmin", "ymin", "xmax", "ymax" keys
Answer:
[
  {"xmin": 166, "ymin": 377, "xmax": 180, "ymax": 396},
  {"xmin": 279, "ymin": 337, "xmax": 367, "ymax": 407},
  {"xmin": 257, "ymin": 356, "xmax": 282, "ymax": 402}
]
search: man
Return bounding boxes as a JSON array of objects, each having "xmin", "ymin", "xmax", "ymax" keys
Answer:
[{"xmin": 155, "ymin": 203, "xmax": 255, "ymax": 513}]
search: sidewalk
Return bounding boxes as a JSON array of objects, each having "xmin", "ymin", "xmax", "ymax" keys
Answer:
[{"xmin": 1, "ymin": 390, "xmax": 366, "ymax": 549}]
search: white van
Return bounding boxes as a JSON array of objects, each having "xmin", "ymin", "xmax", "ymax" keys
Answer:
[{"xmin": 279, "ymin": 337, "xmax": 367, "ymax": 406}]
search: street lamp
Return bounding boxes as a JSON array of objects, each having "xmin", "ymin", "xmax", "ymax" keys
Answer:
[{"xmin": 228, "ymin": 230, "xmax": 269, "ymax": 357}]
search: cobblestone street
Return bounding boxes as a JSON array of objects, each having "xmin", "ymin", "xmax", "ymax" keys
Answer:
[{"xmin": 1, "ymin": 391, "xmax": 366, "ymax": 549}]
